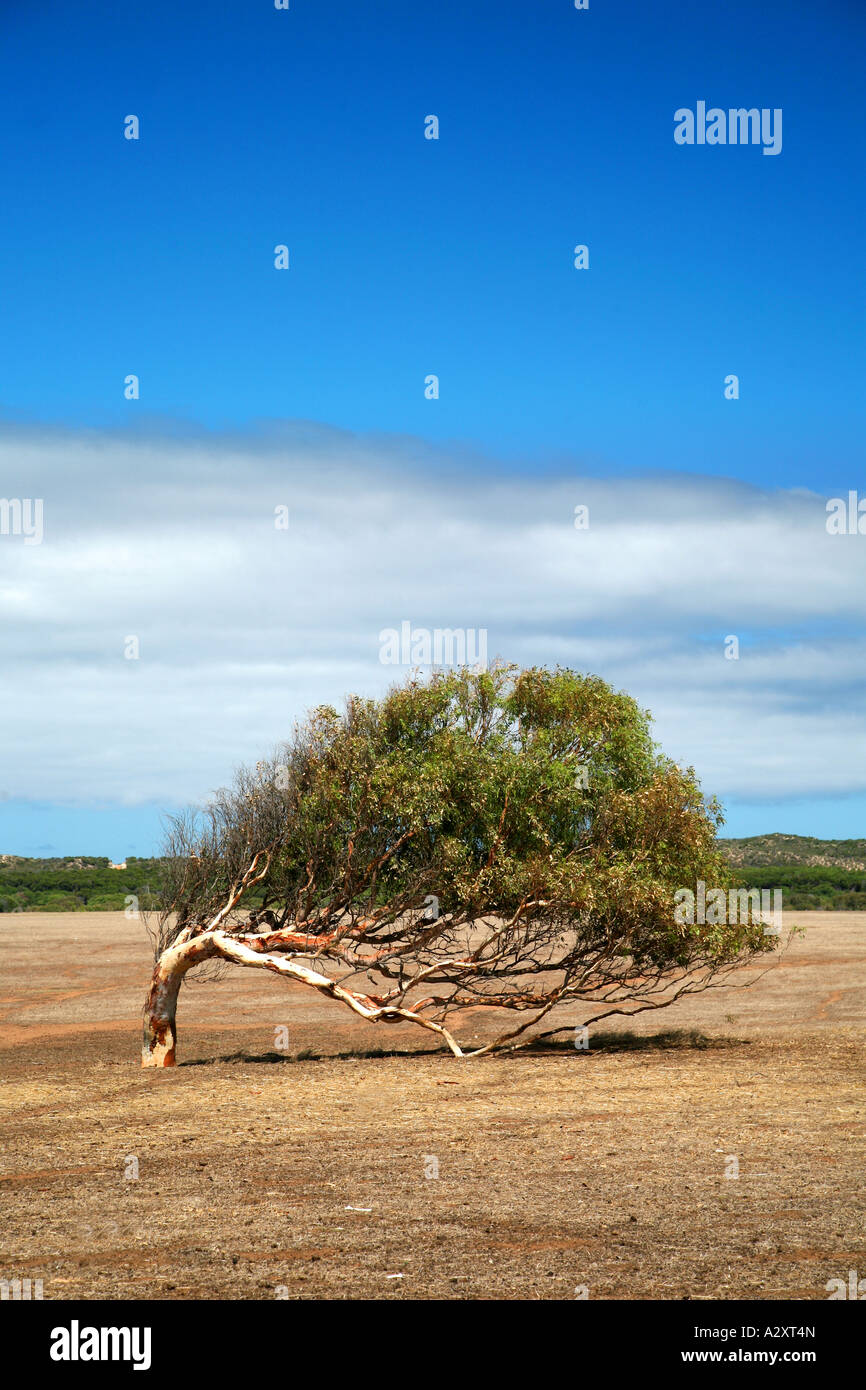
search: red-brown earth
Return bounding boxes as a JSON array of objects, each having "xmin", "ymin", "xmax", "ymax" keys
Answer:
[{"xmin": 0, "ymin": 911, "xmax": 863, "ymax": 1300}]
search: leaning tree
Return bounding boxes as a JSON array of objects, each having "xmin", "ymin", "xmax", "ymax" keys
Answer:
[{"xmin": 142, "ymin": 663, "xmax": 777, "ymax": 1066}]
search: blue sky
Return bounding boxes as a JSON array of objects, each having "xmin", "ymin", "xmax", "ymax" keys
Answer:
[{"xmin": 0, "ymin": 0, "xmax": 864, "ymax": 856}]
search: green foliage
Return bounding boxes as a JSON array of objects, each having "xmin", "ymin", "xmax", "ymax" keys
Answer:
[{"xmin": 163, "ymin": 664, "xmax": 772, "ymax": 980}]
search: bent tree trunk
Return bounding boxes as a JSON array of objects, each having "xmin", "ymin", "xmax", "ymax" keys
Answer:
[
  {"xmin": 141, "ymin": 935, "xmax": 217, "ymax": 1067},
  {"xmin": 141, "ymin": 926, "xmax": 471, "ymax": 1067},
  {"xmin": 140, "ymin": 919, "xmax": 756, "ymax": 1068},
  {"xmin": 141, "ymin": 668, "xmax": 777, "ymax": 1068}
]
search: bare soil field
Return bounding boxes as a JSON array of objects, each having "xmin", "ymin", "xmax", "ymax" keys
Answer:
[{"xmin": 1, "ymin": 911, "xmax": 863, "ymax": 1300}]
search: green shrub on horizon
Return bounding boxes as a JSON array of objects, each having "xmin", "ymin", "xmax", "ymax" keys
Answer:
[
  {"xmin": 0, "ymin": 857, "xmax": 165, "ymax": 913},
  {"xmin": 1, "ymin": 835, "xmax": 863, "ymax": 912}
]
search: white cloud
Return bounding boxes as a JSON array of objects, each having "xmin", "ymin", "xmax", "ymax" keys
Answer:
[{"xmin": 0, "ymin": 423, "xmax": 863, "ymax": 807}]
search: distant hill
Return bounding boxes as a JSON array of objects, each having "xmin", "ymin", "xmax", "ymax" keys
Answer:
[
  {"xmin": 718, "ymin": 835, "xmax": 866, "ymax": 910},
  {"xmin": 718, "ymin": 834, "xmax": 866, "ymax": 870}
]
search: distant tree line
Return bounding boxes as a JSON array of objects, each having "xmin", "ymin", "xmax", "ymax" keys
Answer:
[
  {"xmin": 0, "ymin": 854, "xmax": 863, "ymax": 913},
  {"xmin": 729, "ymin": 863, "xmax": 866, "ymax": 911},
  {"xmin": 0, "ymin": 857, "xmax": 165, "ymax": 913}
]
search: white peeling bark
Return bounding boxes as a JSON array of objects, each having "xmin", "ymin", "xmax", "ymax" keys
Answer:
[
  {"xmin": 141, "ymin": 927, "xmax": 466, "ymax": 1067},
  {"xmin": 141, "ymin": 934, "xmax": 218, "ymax": 1067},
  {"xmin": 211, "ymin": 933, "xmax": 466, "ymax": 1056}
]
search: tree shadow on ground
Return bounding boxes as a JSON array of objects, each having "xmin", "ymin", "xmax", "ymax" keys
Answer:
[
  {"xmin": 180, "ymin": 1028, "xmax": 749, "ymax": 1066},
  {"xmin": 527, "ymin": 1028, "xmax": 750, "ymax": 1054},
  {"xmin": 181, "ymin": 1044, "xmax": 442, "ymax": 1066}
]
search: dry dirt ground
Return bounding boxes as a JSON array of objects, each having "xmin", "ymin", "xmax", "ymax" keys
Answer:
[{"xmin": 0, "ymin": 911, "xmax": 863, "ymax": 1301}]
